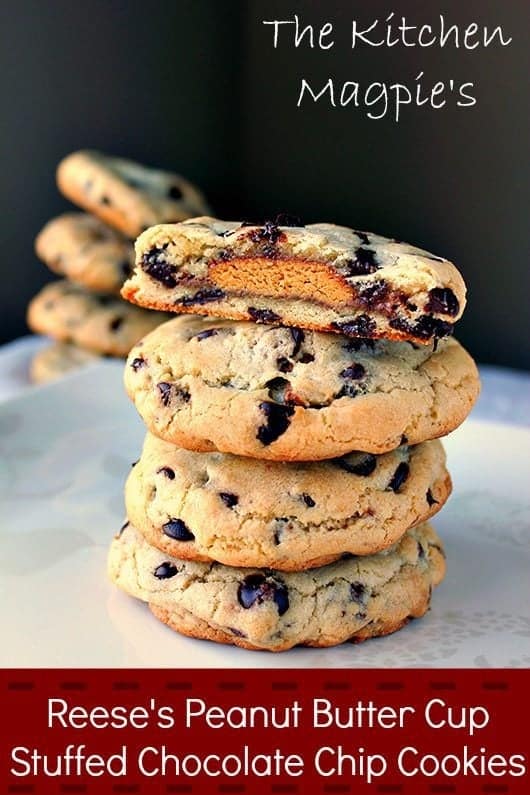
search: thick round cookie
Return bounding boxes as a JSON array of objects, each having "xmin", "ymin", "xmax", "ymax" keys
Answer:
[
  {"xmin": 57, "ymin": 150, "xmax": 211, "ymax": 239},
  {"xmin": 124, "ymin": 315, "xmax": 480, "ymax": 460},
  {"xmin": 109, "ymin": 522, "xmax": 445, "ymax": 652},
  {"xmin": 30, "ymin": 342, "xmax": 99, "ymax": 384},
  {"xmin": 126, "ymin": 433, "xmax": 450, "ymax": 570},
  {"xmin": 27, "ymin": 280, "xmax": 171, "ymax": 357},
  {"xmin": 123, "ymin": 216, "xmax": 466, "ymax": 345},
  {"xmin": 35, "ymin": 212, "xmax": 134, "ymax": 294}
]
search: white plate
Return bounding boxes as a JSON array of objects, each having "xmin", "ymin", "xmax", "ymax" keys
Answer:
[{"xmin": 1, "ymin": 361, "xmax": 529, "ymax": 668}]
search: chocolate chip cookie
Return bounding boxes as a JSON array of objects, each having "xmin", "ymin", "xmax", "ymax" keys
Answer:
[
  {"xmin": 56, "ymin": 150, "xmax": 211, "ymax": 239},
  {"xmin": 122, "ymin": 216, "xmax": 466, "ymax": 344},
  {"xmin": 109, "ymin": 522, "xmax": 445, "ymax": 651},
  {"xmin": 126, "ymin": 432, "xmax": 450, "ymax": 570},
  {"xmin": 35, "ymin": 212, "xmax": 134, "ymax": 294},
  {"xmin": 30, "ymin": 341, "xmax": 99, "ymax": 384},
  {"xmin": 27, "ymin": 280, "xmax": 171, "ymax": 357},
  {"xmin": 124, "ymin": 315, "xmax": 480, "ymax": 460}
]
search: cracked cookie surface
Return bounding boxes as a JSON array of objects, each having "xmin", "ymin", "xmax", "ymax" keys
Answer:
[
  {"xmin": 35, "ymin": 212, "xmax": 134, "ymax": 294},
  {"xmin": 109, "ymin": 522, "xmax": 445, "ymax": 651},
  {"xmin": 27, "ymin": 280, "xmax": 171, "ymax": 357},
  {"xmin": 126, "ymin": 432, "xmax": 450, "ymax": 570},
  {"xmin": 124, "ymin": 315, "xmax": 480, "ymax": 459},
  {"xmin": 30, "ymin": 342, "xmax": 99, "ymax": 383},
  {"xmin": 56, "ymin": 150, "xmax": 210, "ymax": 239},
  {"xmin": 122, "ymin": 216, "xmax": 466, "ymax": 344}
]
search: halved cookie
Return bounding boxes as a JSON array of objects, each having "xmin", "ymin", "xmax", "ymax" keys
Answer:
[{"xmin": 122, "ymin": 216, "xmax": 466, "ymax": 344}]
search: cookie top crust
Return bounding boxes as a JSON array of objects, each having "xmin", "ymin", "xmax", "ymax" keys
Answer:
[
  {"xmin": 35, "ymin": 212, "xmax": 134, "ymax": 294},
  {"xmin": 27, "ymin": 279, "xmax": 171, "ymax": 357},
  {"xmin": 109, "ymin": 522, "xmax": 445, "ymax": 651},
  {"xmin": 122, "ymin": 216, "xmax": 467, "ymax": 344},
  {"xmin": 56, "ymin": 150, "xmax": 211, "ymax": 239},
  {"xmin": 126, "ymin": 432, "xmax": 450, "ymax": 570},
  {"xmin": 124, "ymin": 314, "xmax": 480, "ymax": 459}
]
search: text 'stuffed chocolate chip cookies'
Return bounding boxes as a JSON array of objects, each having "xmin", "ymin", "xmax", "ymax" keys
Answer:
[
  {"xmin": 125, "ymin": 432, "xmax": 451, "ymax": 570},
  {"xmin": 122, "ymin": 217, "xmax": 467, "ymax": 344},
  {"xmin": 124, "ymin": 315, "xmax": 479, "ymax": 460},
  {"xmin": 108, "ymin": 522, "xmax": 445, "ymax": 652},
  {"xmin": 57, "ymin": 150, "xmax": 211, "ymax": 239}
]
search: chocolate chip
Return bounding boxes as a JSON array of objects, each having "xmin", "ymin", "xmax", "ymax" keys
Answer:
[
  {"xmin": 345, "ymin": 248, "xmax": 379, "ymax": 276},
  {"xmin": 193, "ymin": 328, "xmax": 219, "ymax": 341},
  {"xmin": 249, "ymin": 220, "xmax": 285, "ymax": 245},
  {"xmin": 332, "ymin": 315, "xmax": 377, "ymax": 338},
  {"xmin": 109, "ymin": 316, "xmax": 124, "ymax": 331},
  {"xmin": 176, "ymin": 288, "xmax": 226, "ymax": 306},
  {"xmin": 343, "ymin": 338, "xmax": 375, "ymax": 353},
  {"xmin": 131, "ymin": 460, "xmax": 138, "ymax": 468},
  {"xmin": 276, "ymin": 356, "xmax": 294, "ymax": 373},
  {"xmin": 389, "ymin": 315, "xmax": 453, "ymax": 340},
  {"xmin": 257, "ymin": 401, "xmax": 295, "ymax": 445},
  {"xmin": 356, "ymin": 231, "xmax": 370, "ymax": 245},
  {"xmin": 335, "ymin": 453, "xmax": 377, "ymax": 476},
  {"xmin": 217, "ymin": 249, "xmax": 234, "ymax": 261},
  {"xmin": 273, "ymin": 518, "xmax": 289, "ymax": 545},
  {"xmin": 426, "ymin": 488, "xmax": 439, "ymax": 506},
  {"xmin": 156, "ymin": 382, "xmax": 189, "ymax": 407},
  {"xmin": 387, "ymin": 462, "xmax": 410, "ymax": 492},
  {"xmin": 340, "ymin": 363, "xmax": 365, "ymax": 380},
  {"xmin": 302, "ymin": 493, "xmax": 315, "ymax": 507},
  {"xmin": 130, "ymin": 356, "xmax": 145, "ymax": 371},
  {"xmin": 154, "ymin": 562, "xmax": 178, "ymax": 579},
  {"xmin": 237, "ymin": 573, "xmax": 289, "ymax": 616},
  {"xmin": 157, "ymin": 466, "xmax": 175, "ymax": 480},
  {"xmin": 299, "ymin": 352, "xmax": 315, "ymax": 363},
  {"xmin": 229, "ymin": 627, "xmax": 247, "ymax": 638},
  {"xmin": 168, "ymin": 184, "xmax": 183, "ymax": 200},
  {"xmin": 356, "ymin": 280, "xmax": 389, "ymax": 309},
  {"xmin": 336, "ymin": 384, "xmax": 359, "ymax": 399},
  {"xmin": 121, "ymin": 261, "xmax": 133, "ymax": 277},
  {"xmin": 265, "ymin": 377, "xmax": 291, "ymax": 403},
  {"xmin": 219, "ymin": 492, "xmax": 238, "ymax": 508},
  {"xmin": 350, "ymin": 582, "xmax": 369, "ymax": 620},
  {"xmin": 290, "ymin": 327, "xmax": 304, "ymax": 356},
  {"xmin": 426, "ymin": 287, "xmax": 460, "ymax": 317},
  {"xmin": 248, "ymin": 307, "xmax": 282, "ymax": 324},
  {"xmin": 101, "ymin": 195, "xmax": 111, "ymax": 206},
  {"xmin": 157, "ymin": 382, "xmax": 173, "ymax": 407},
  {"xmin": 350, "ymin": 581, "xmax": 367, "ymax": 605},
  {"xmin": 162, "ymin": 519, "xmax": 194, "ymax": 541},
  {"xmin": 142, "ymin": 245, "xmax": 178, "ymax": 288}
]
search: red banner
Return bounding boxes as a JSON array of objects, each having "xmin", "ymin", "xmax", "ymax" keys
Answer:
[{"xmin": 1, "ymin": 669, "xmax": 528, "ymax": 793}]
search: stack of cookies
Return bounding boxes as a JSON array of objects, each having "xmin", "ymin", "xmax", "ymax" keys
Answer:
[
  {"xmin": 109, "ymin": 218, "xmax": 480, "ymax": 652},
  {"xmin": 27, "ymin": 150, "xmax": 210, "ymax": 383}
]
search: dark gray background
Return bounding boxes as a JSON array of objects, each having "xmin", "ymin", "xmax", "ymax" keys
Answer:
[{"xmin": 1, "ymin": 0, "xmax": 528, "ymax": 368}]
